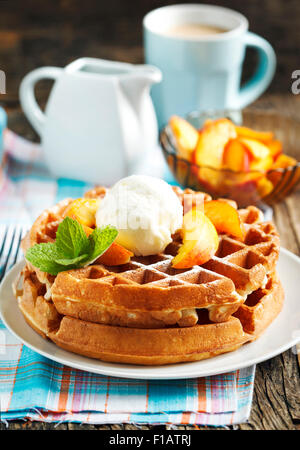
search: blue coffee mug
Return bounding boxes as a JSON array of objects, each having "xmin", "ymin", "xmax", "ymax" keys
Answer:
[{"xmin": 144, "ymin": 4, "xmax": 276, "ymax": 127}]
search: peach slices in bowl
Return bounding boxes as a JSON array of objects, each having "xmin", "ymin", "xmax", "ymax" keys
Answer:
[{"xmin": 160, "ymin": 109, "xmax": 300, "ymax": 207}]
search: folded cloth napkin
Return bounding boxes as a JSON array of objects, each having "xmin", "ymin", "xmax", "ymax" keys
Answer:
[{"xmin": 0, "ymin": 130, "xmax": 255, "ymax": 426}]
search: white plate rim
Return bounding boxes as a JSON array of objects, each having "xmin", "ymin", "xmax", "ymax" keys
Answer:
[{"xmin": 0, "ymin": 248, "xmax": 300, "ymax": 380}]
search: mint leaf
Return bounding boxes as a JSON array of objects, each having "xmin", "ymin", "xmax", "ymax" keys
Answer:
[
  {"xmin": 25, "ymin": 218, "xmax": 119, "ymax": 275},
  {"xmin": 26, "ymin": 243, "xmax": 66, "ymax": 275},
  {"xmin": 55, "ymin": 216, "xmax": 91, "ymax": 257},
  {"xmin": 86, "ymin": 226, "xmax": 118, "ymax": 263},
  {"xmin": 54, "ymin": 254, "xmax": 89, "ymax": 266}
]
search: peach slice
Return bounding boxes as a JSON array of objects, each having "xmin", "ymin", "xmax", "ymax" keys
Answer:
[
  {"xmin": 197, "ymin": 166, "xmax": 224, "ymax": 192},
  {"xmin": 204, "ymin": 200, "xmax": 245, "ymax": 241},
  {"xmin": 95, "ymin": 242, "xmax": 133, "ymax": 266},
  {"xmin": 223, "ymin": 139, "xmax": 251, "ymax": 172},
  {"xmin": 65, "ymin": 198, "xmax": 100, "ymax": 227},
  {"xmin": 169, "ymin": 115, "xmax": 199, "ymax": 161},
  {"xmin": 235, "ymin": 137, "xmax": 273, "ymax": 174},
  {"xmin": 235, "ymin": 125, "xmax": 274, "ymax": 143},
  {"xmin": 172, "ymin": 208, "xmax": 219, "ymax": 269},
  {"xmin": 194, "ymin": 118, "xmax": 237, "ymax": 169},
  {"xmin": 268, "ymin": 140, "xmax": 282, "ymax": 160},
  {"xmin": 238, "ymin": 137, "xmax": 271, "ymax": 160},
  {"xmin": 256, "ymin": 177, "xmax": 274, "ymax": 198},
  {"xmin": 82, "ymin": 224, "xmax": 94, "ymax": 236},
  {"xmin": 267, "ymin": 154, "xmax": 298, "ymax": 187},
  {"xmin": 270, "ymin": 153, "xmax": 297, "ymax": 169},
  {"xmin": 249, "ymin": 154, "xmax": 273, "ymax": 172},
  {"xmin": 66, "ymin": 213, "xmax": 133, "ymax": 265}
]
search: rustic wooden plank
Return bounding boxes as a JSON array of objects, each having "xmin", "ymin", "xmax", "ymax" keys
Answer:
[
  {"xmin": 284, "ymin": 192, "xmax": 300, "ymax": 396},
  {"xmin": 281, "ymin": 349, "xmax": 300, "ymax": 421},
  {"xmin": 254, "ymin": 95, "xmax": 300, "ymax": 118},
  {"xmin": 285, "ymin": 192, "xmax": 300, "ymax": 250},
  {"xmin": 241, "ymin": 352, "xmax": 296, "ymax": 430},
  {"xmin": 2, "ymin": 420, "xmax": 68, "ymax": 429},
  {"xmin": 68, "ymin": 423, "xmax": 97, "ymax": 430},
  {"xmin": 273, "ymin": 201, "xmax": 299, "ymax": 254},
  {"xmin": 271, "ymin": 198, "xmax": 300, "ymax": 422}
]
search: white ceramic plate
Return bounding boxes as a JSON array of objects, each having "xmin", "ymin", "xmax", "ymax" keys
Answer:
[{"xmin": 1, "ymin": 248, "xmax": 300, "ymax": 380}]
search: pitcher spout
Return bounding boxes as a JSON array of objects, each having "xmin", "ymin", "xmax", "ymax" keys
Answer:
[
  {"xmin": 119, "ymin": 64, "xmax": 162, "ymax": 119},
  {"xmin": 134, "ymin": 64, "xmax": 162, "ymax": 85}
]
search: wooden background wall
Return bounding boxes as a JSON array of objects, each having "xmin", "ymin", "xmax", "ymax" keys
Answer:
[{"xmin": 0, "ymin": 0, "xmax": 299, "ymax": 108}]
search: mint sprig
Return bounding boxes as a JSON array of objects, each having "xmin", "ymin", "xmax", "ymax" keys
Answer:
[{"xmin": 26, "ymin": 217, "xmax": 118, "ymax": 275}]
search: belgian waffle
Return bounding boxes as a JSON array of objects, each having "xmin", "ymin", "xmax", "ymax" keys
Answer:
[
  {"xmin": 16, "ymin": 267, "xmax": 283, "ymax": 365},
  {"xmin": 16, "ymin": 185, "xmax": 283, "ymax": 365}
]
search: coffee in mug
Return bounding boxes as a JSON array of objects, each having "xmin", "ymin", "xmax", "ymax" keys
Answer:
[
  {"xmin": 162, "ymin": 23, "xmax": 227, "ymax": 38},
  {"xmin": 143, "ymin": 4, "xmax": 276, "ymax": 127}
]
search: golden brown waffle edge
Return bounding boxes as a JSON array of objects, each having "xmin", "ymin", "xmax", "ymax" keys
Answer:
[{"xmin": 17, "ymin": 267, "xmax": 284, "ymax": 365}]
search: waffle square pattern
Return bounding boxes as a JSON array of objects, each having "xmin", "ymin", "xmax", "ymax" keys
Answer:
[{"xmin": 15, "ymin": 186, "xmax": 283, "ymax": 365}]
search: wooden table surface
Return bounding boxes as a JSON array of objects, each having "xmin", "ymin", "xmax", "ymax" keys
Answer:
[{"xmin": 1, "ymin": 94, "xmax": 300, "ymax": 431}]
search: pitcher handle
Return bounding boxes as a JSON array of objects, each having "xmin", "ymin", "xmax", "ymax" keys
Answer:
[
  {"xmin": 236, "ymin": 32, "xmax": 276, "ymax": 109},
  {"xmin": 19, "ymin": 67, "xmax": 62, "ymax": 136}
]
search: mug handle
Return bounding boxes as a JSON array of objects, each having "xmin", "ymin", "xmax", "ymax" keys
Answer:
[
  {"xmin": 19, "ymin": 67, "xmax": 62, "ymax": 136},
  {"xmin": 236, "ymin": 32, "xmax": 276, "ymax": 109}
]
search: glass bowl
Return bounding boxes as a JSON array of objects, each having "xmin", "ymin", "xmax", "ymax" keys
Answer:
[{"xmin": 160, "ymin": 109, "xmax": 300, "ymax": 207}]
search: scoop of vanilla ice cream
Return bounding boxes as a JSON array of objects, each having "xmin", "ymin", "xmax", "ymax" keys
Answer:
[{"xmin": 95, "ymin": 175, "xmax": 183, "ymax": 256}]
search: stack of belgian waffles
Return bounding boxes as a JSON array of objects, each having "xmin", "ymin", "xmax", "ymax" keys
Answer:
[{"xmin": 15, "ymin": 186, "xmax": 283, "ymax": 365}]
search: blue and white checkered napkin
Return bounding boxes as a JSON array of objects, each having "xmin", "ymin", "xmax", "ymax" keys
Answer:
[{"xmin": 0, "ymin": 130, "xmax": 255, "ymax": 426}]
